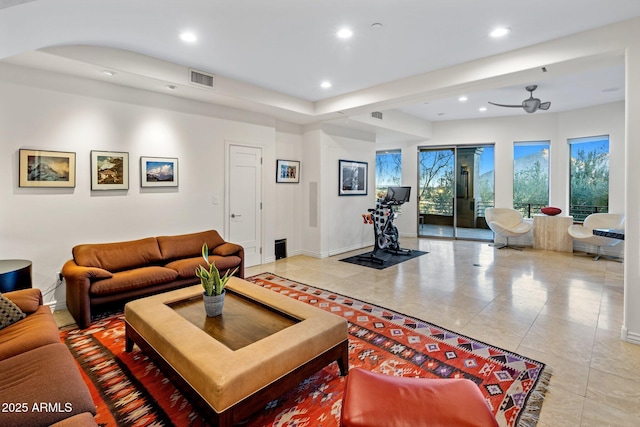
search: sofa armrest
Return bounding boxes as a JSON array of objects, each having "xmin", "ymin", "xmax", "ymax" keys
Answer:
[
  {"xmin": 62, "ymin": 259, "xmax": 113, "ymax": 329},
  {"xmin": 2, "ymin": 288, "xmax": 43, "ymax": 314}
]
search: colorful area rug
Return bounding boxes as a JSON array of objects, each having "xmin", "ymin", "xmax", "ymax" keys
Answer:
[{"xmin": 61, "ymin": 273, "xmax": 550, "ymax": 427}]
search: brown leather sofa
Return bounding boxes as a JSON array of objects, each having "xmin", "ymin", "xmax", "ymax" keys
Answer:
[
  {"xmin": 62, "ymin": 229, "xmax": 244, "ymax": 329},
  {"xmin": 0, "ymin": 288, "xmax": 97, "ymax": 426}
]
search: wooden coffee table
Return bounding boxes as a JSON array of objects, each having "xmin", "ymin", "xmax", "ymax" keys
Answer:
[{"xmin": 124, "ymin": 277, "xmax": 349, "ymax": 427}]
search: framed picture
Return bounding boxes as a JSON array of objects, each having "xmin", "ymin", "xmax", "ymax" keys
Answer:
[
  {"xmin": 339, "ymin": 159, "xmax": 368, "ymax": 196},
  {"xmin": 19, "ymin": 149, "xmax": 76, "ymax": 188},
  {"xmin": 140, "ymin": 156, "xmax": 178, "ymax": 187},
  {"xmin": 91, "ymin": 150, "xmax": 129, "ymax": 190},
  {"xmin": 276, "ymin": 159, "xmax": 300, "ymax": 183}
]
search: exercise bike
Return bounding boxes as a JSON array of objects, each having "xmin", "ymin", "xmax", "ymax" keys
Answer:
[{"xmin": 359, "ymin": 186, "xmax": 412, "ymax": 264}]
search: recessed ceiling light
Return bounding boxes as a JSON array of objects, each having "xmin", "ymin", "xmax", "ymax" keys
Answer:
[
  {"xmin": 479, "ymin": 107, "xmax": 488, "ymax": 112},
  {"xmin": 102, "ymin": 70, "xmax": 116, "ymax": 76},
  {"xmin": 320, "ymin": 81, "xmax": 332, "ymax": 89},
  {"xmin": 371, "ymin": 23, "xmax": 383, "ymax": 29},
  {"xmin": 180, "ymin": 31, "xmax": 197, "ymax": 43},
  {"xmin": 336, "ymin": 28, "xmax": 353, "ymax": 39},
  {"xmin": 458, "ymin": 96, "xmax": 468, "ymax": 102},
  {"xmin": 490, "ymin": 27, "xmax": 511, "ymax": 38}
]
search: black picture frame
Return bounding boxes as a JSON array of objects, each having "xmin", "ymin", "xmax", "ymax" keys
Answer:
[
  {"xmin": 276, "ymin": 159, "xmax": 300, "ymax": 183},
  {"xmin": 339, "ymin": 160, "xmax": 368, "ymax": 196}
]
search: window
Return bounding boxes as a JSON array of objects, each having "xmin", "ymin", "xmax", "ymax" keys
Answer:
[
  {"xmin": 569, "ymin": 135, "xmax": 609, "ymax": 221},
  {"xmin": 513, "ymin": 141, "xmax": 550, "ymax": 218},
  {"xmin": 375, "ymin": 150, "xmax": 402, "ymax": 199}
]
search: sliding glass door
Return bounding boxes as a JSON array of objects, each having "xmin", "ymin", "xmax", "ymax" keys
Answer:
[{"xmin": 418, "ymin": 145, "xmax": 494, "ymax": 240}]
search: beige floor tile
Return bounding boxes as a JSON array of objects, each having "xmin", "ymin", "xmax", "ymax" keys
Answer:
[
  {"xmin": 516, "ymin": 346, "xmax": 591, "ymax": 396},
  {"xmin": 520, "ymin": 314, "xmax": 597, "ymax": 366},
  {"xmin": 537, "ymin": 384, "xmax": 585, "ymax": 427},
  {"xmin": 586, "ymin": 368, "xmax": 640, "ymax": 413},
  {"xmin": 580, "ymin": 398, "xmax": 640, "ymax": 426},
  {"xmin": 591, "ymin": 328, "xmax": 640, "ymax": 381}
]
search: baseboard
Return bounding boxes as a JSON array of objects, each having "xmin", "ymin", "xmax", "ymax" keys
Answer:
[
  {"xmin": 45, "ymin": 299, "xmax": 67, "ymax": 312},
  {"xmin": 621, "ymin": 325, "xmax": 640, "ymax": 345},
  {"xmin": 327, "ymin": 242, "xmax": 371, "ymax": 257},
  {"xmin": 299, "ymin": 249, "xmax": 326, "ymax": 258}
]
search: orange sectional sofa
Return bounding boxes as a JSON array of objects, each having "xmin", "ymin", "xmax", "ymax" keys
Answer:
[
  {"xmin": 62, "ymin": 229, "xmax": 244, "ymax": 329},
  {"xmin": 0, "ymin": 288, "xmax": 97, "ymax": 426}
]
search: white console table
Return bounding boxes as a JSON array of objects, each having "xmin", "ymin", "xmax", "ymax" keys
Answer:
[{"xmin": 533, "ymin": 215, "xmax": 574, "ymax": 252}]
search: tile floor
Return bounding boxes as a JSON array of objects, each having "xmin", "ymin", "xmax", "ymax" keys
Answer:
[
  {"xmin": 55, "ymin": 238, "xmax": 640, "ymax": 426},
  {"xmin": 243, "ymin": 238, "xmax": 639, "ymax": 427}
]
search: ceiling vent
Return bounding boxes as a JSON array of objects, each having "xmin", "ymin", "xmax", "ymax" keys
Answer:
[
  {"xmin": 189, "ymin": 69, "xmax": 215, "ymax": 89},
  {"xmin": 371, "ymin": 111, "xmax": 383, "ymax": 120}
]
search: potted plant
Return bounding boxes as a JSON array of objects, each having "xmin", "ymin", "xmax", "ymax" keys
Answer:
[{"xmin": 195, "ymin": 243, "xmax": 238, "ymax": 317}]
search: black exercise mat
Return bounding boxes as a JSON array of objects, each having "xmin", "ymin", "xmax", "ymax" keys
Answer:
[{"xmin": 340, "ymin": 249, "xmax": 428, "ymax": 270}]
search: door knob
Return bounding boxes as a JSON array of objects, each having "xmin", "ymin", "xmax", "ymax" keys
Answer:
[{"xmin": 231, "ymin": 213, "xmax": 242, "ymax": 218}]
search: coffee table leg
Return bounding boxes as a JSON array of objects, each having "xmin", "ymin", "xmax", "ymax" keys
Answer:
[
  {"xmin": 337, "ymin": 340, "xmax": 349, "ymax": 375},
  {"xmin": 125, "ymin": 322, "xmax": 135, "ymax": 352}
]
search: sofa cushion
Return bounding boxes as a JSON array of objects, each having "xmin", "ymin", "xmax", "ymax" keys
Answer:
[
  {"xmin": 0, "ymin": 305, "xmax": 60, "ymax": 361},
  {"xmin": 3, "ymin": 288, "xmax": 42, "ymax": 314},
  {"xmin": 157, "ymin": 230, "xmax": 225, "ymax": 261},
  {"xmin": 90, "ymin": 266, "xmax": 179, "ymax": 296},
  {"xmin": 0, "ymin": 293, "xmax": 26, "ymax": 330},
  {"xmin": 73, "ymin": 237, "xmax": 163, "ymax": 272},
  {"xmin": 165, "ymin": 255, "xmax": 242, "ymax": 279},
  {"xmin": 212, "ymin": 242, "xmax": 242, "ymax": 257},
  {"xmin": 0, "ymin": 343, "xmax": 96, "ymax": 426}
]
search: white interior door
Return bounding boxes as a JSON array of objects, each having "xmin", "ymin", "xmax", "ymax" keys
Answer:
[{"xmin": 228, "ymin": 144, "xmax": 262, "ymax": 267}]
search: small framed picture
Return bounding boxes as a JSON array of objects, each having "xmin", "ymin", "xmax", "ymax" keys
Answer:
[
  {"xmin": 140, "ymin": 156, "xmax": 178, "ymax": 187},
  {"xmin": 339, "ymin": 159, "xmax": 368, "ymax": 196},
  {"xmin": 276, "ymin": 159, "xmax": 300, "ymax": 183},
  {"xmin": 19, "ymin": 149, "xmax": 76, "ymax": 188},
  {"xmin": 91, "ymin": 150, "xmax": 129, "ymax": 190}
]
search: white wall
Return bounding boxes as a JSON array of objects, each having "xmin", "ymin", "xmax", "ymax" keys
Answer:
[
  {"xmin": 273, "ymin": 125, "xmax": 303, "ymax": 258},
  {"xmin": 0, "ymin": 63, "xmax": 298, "ymax": 308},
  {"xmin": 324, "ymin": 129, "xmax": 377, "ymax": 256}
]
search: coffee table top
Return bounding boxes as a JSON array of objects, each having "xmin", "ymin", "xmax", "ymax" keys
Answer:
[{"xmin": 167, "ymin": 290, "xmax": 298, "ymax": 350}]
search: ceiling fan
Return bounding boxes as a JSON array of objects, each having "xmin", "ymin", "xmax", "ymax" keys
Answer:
[{"xmin": 488, "ymin": 85, "xmax": 551, "ymax": 113}]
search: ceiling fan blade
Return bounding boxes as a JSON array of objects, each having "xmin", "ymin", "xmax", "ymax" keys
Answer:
[
  {"xmin": 488, "ymin": 102, "xmax": 522, "ymax": 108},
  {"xmin": 539, "ymin": 102, "xmax": 551, "ymax": 110}
]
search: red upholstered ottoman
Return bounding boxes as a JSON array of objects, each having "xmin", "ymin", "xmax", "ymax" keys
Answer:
[{"xmin": 341, "ymin": 368, "xmax": 498, "ymax": 427}]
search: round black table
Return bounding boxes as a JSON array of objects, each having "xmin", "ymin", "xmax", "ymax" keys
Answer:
[{"xmin": 0, "ymin": 259, "xmax": 33, "ymax": 293}]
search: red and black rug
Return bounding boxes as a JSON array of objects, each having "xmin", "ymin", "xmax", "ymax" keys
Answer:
[{"xmin": 61, "ymin": 273, "xmax": 550, "ymax": 427}]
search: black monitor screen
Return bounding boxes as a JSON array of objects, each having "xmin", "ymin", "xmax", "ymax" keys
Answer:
[{"xmin": 384, "ymin": 186, "xmax": 411, "ymax": 204}]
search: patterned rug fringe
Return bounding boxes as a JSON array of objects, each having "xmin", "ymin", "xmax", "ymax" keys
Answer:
[{"xmin": 517, "ymin": 368, "xmax": 552, "ymax": 427}]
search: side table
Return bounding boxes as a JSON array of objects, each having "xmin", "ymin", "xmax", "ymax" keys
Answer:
[
  {"xmin": 533, "ymin": 215, "xmax": 574, "ymax": 252},
  {"xmin": 0, "ymin": 259, "xmax": 33, "ymax": 293}
]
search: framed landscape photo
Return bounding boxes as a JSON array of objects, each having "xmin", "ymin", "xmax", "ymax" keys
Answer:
[
  {"xmin": 140, "ymin": 156, "xmax": 178, "ymax": 187},
  {"xmin": 276, "ymin": 159, "xmax": 300, "ymax": 183},
  {"xmin": 19, "ymin": 149, "xmax": 76, "ymax": 188},
  {"xmin": 339, "ymin": 159, "xmax": 368, "ymax": 196},
  {"xmin": 91, "ymin": 150, "xmax": 129, "ymax": 190}
]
